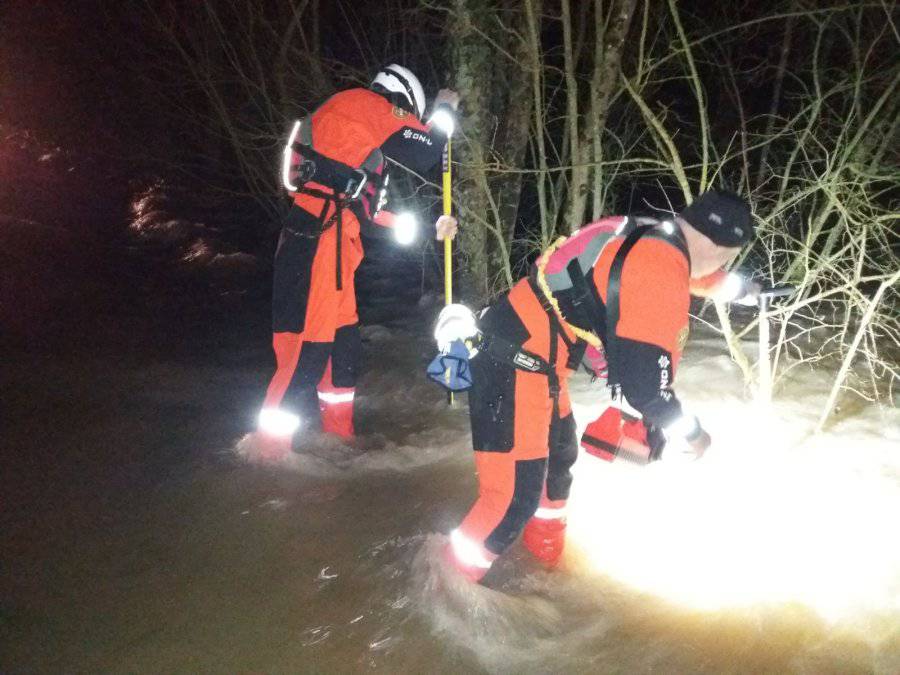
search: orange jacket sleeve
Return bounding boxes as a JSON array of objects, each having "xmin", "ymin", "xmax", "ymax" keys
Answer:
[
  {"xmin": 689, "ymin": 268, "xmax": 728, "ymax": 298},
  {"xmin": 594, "ymin": 237, "xmax": 690, "ymax": 428}
]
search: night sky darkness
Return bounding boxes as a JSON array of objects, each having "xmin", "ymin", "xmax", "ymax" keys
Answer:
[{"xmin": 1, "ymin": 1, "xmax": 868, "ymax": 240}]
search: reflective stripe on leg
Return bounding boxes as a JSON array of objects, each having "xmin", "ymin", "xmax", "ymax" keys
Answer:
[
  {"xmin": 533, "ymin": 504, "xmax": 567, "ymax": 520},
  {"xmin": 258, "ymin": 407, "xmax": 300, "ymax": 436},
  {"xmin": 318, "ymin": 358, "xmax": 355, "ymax": 438},
  {"xmin": 318, "ymin": 390, "xmax": 355, "ymax": 404},
  {"xmin": 449, "ymin": 529, "xmax": 497, "ymax": 571}
]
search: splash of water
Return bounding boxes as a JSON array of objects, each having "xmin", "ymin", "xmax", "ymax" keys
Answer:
[{"xmin": 409, "ymin": 534, "xmax": 573, "ymax": 673}]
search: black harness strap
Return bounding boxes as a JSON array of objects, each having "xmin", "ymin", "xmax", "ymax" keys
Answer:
[
  {"xmin": 526, "ymin": 275, "xmax": 575, "ymax": 352},
  {"xmin": 564, "ymin": 257, "xmax": 605, "ymax": 339},
  {"xmin": 605, "ymin": 224, "xmax": 653, "ymax": 394},
  {"xmin": 523, "ymin": 275, "xmax": 573, "ymax": 404},
  {"xmin": 548, "ymin": 319, "xmax": 560, "ymax": 409},
  {"xmin": 334, "ymin": 201, "xmax": 343, "ymax": 290},
  {"xmin": 290, "ymin": 167, "xmax": 382, "ymax": 292},
  {"xmin": 291, "ymin": 141, "xmax": 371, "ymax": 198},
  {"xmin": 287, "ymin": 119, "xmax": 387, "ymax": 292},
  {"xmin": 525, "ymin": 274, "xmax": 587, "ymax": 374}
]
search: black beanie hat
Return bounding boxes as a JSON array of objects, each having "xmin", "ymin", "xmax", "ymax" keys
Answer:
[{"xmin": 680, "ymin": 190, "xmax": 754, "ymax": 247}]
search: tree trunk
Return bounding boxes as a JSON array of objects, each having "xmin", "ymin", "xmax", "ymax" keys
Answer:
[
  {"xmin": 450, "ymin": 0, "xmax": 495, "ymax": 302},
  {"xmin": 565, "ymin": 0, "xmax": 637, "ymax": 231},
  {"xmin": 490, "ymin": 5, "xmax": 536, "ymax": 286}
]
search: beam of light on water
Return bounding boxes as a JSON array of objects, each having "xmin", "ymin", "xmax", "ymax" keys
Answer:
[{"xmin": 567, "ymin": 396, "xmax": 900, "ymax": 630}]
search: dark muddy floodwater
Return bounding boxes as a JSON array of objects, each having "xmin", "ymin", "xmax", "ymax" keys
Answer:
[{"xmin": 4, "ymin": 304, "xmax": 899, "ymax": 673}]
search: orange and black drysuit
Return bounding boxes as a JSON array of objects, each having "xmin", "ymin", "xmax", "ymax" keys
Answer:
[
  {"xmin": 263, "ymin": 88, "xmax": 448, "ymax": 438},
  {"xmin": 448, "ymin": 215, "xmax": 731, "ymax": 580}
]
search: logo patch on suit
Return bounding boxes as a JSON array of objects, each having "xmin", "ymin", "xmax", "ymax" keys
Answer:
[{"xmin": 392, "ymin": 106, "xmax": 409, "ymax": 119}]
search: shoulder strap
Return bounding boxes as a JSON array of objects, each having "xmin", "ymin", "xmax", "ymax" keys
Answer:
[{"xmin": 605, "ymin": 224, "xmax": 654, "ymax": 395}]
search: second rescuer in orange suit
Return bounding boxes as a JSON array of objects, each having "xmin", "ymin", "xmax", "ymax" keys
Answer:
[
  {"xmin": 257, "ymin": 65, "xmax": 457, "ymax": 450},
  {"xmin": 443, "ymin": 190, "xmax": 758, "ymax": 582}
]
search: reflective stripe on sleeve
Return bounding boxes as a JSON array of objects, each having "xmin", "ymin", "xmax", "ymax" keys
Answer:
[{"xmin": 282, "ymin": 120, "xmax": 302, "ymax": 191}]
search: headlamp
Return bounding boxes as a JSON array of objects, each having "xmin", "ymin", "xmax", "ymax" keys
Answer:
[{"xmin": 394, "ymin": 212, "xmax": 418, "ymax": 246}]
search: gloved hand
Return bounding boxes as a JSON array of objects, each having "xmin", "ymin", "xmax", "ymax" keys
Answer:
[
  {"xmin": 660, "ymin": 413, "xmax": 709, "ymax": 462},
  {"xmin": 717, "ymin": 273, "xmax": 762, "ymax": 306},
  {"xmin": 435, "ymin": 215, "xmax": 458, "ymax": 241},
  {"xmin": 434, "ymin": 303, "xmax": 478, "ymax": 353},
  {"xmin": 735, "ymin": 279, "xmax": 763, "ymax": 306},
  {"xmin": 662, "ymin": 427, "xmax": 711, "ymax": 462},
  {"xmin": 434, "ymin": 88, "xmax": 460, "ymax": 111}
]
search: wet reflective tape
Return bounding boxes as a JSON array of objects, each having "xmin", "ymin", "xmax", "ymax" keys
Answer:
[
  {"xmin": 317, "ymin": 391, "xmax": 355, "ymax": 404},
  {"xmin": 258, "ymin": 407, "xmax": 300, "ymax": 436},
  {"xmin": 450, "ymin": 529, "xmax": 493, "ymax": 569},
  {"xmin": 533, "ymin": 506, "xmax": 567, "ymax": 520},
  {"xmin": 282, "ymin": 120, "xmax": 302, "ymax": 191}
]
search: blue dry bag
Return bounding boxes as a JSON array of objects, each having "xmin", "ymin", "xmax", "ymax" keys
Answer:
[{"xmin": 426, "ymin": 339, "xmax": 474, "ymax": 391}]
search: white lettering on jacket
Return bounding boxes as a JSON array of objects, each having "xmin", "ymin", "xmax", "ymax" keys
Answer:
[
  {"xmin": 658, "ymin": 354, "xmax": 671, "ymax": 400},
  {"xmin": 402, "ymin": 128, "xmax": 433, "ymax": 146}
]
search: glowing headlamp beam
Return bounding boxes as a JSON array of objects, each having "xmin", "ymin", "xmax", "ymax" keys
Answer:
[
  {"xmin": 393, "ymin": 212, "xmax": 418, "ymax": 246},
  {"xmin": 258, "ymin": 407, "xmax": 300, "ymax": 436},
  {"xmin": 429, "ymin": 108, "xmax": 456, "ymax": 137}
]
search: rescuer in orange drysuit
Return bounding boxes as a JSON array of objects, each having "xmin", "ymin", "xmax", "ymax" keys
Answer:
[
  {"xmin": 254, "ymin": 65, "xmax": 459, "ymax": 454},
  {"xmin": 438, "ymin": 190, "xmax": 759, "ymax": 582}
]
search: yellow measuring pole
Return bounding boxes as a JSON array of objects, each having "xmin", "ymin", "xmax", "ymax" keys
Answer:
[
  {"xmin": 443, "ymin": 139, "xmax": 453, "ymax": 304},
  {"xmin": 442, "ymin": 138, "xmax": 454, "ymax": 404}
]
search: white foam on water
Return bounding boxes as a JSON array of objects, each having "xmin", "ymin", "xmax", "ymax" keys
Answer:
[
  {"xmin": 234, "ymin": 420, "xmax": 469, "ymax": 477},
  {"xmin": 234, "ymin": 326, "xmax": 474, "ymax": 476},
  {"xmin": 409, "ymin": 534, "xmax": 572, "ymax": 674},
  {"xmin": 566, "ymin": 336, "xmax": 900, "ymax": 664}
]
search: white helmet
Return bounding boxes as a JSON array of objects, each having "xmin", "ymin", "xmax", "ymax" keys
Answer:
[{"xmin": 371, "ymin": 64, "xmax": 426, "ymax": 119}]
